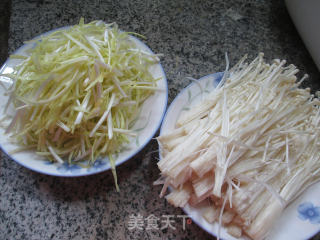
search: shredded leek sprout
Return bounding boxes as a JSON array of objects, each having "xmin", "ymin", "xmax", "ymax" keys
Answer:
[{"xmin": 2, "ymin": 19, "xmax": 161, "ymax": 186}]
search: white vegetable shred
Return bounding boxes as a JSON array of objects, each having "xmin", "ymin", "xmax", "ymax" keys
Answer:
[{"xmin": 156, "ymin": 53, "xmax": 320, "ymax": 239}]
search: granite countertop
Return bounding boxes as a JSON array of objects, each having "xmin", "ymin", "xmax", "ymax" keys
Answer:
[{"xmin": 0, "ymin": 0, "xmax": 320, "ymax": 239}]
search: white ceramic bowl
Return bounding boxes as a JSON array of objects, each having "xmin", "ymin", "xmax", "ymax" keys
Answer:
[
  {"xmin": 159, "ymin": 72, "xmax": 320, "ymax": 240},
  {"xmin": 0, "ymin": 27, "xmax": 168, "ymax": 177}
]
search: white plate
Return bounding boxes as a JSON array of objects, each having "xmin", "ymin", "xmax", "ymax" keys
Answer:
[
  {"xmin": 159, "ymin": 72, "xmax": 320, "ymax": 240},
  {"xmin": 0, "ymin": 27, "xmax": 168, "ymax": 177}
]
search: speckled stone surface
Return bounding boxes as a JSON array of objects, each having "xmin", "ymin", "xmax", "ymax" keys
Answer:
[{"xmin": 1, "ymin": 0, "xmax": 320, "ymax": 240}]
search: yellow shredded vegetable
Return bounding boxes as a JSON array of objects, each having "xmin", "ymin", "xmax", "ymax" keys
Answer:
[{"xmin": 3, "ymin": 19, "xmax": 161, "ymax": 187}]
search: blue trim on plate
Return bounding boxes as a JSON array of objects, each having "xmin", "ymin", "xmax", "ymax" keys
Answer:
[
  {"xmin": 297, "ymin": 202, "xmax": 320, "ymax": 240},
  {"xmin": 0, "ymin": 26, "xmax": 168, "ymax": 177},
  {"xmin": 297, "ymin": 202, "xmax": 320, "ymax": 224}
]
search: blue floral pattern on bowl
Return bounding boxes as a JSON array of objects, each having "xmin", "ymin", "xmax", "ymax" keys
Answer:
[
  {"xmin": 42, "ymin": 158, "xmax": 109, "ymax": 174},
  {"xmin": 87, "ymin": 159, "xmax": 108, "ymax": 172},
  {"xmin": 43, "ymin": 160, "xmax": 54, "ymax": 165},
  {"xmin": 56, "ymin": 162, "xmax": 82, "ymax": 174},
  {"xmin": 298, "ymin": 202, "xmax": 320, "ymax": 224}
]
